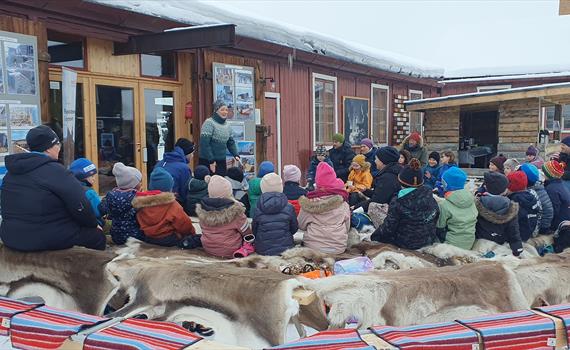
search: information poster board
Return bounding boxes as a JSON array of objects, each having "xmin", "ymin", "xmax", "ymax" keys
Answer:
[
  {"xmin": 0, "ymin": 30, "xmax": 41, "ymax": 185},
  {"xmin": 213, "ymin": 63, "xmax": 257, "ymax": 178}
]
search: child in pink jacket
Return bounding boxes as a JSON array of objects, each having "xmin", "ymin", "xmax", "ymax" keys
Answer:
[
  {"xmin": 196, "ymin": 175, "xmax": 252, "ymax": 258},
  {"xmin": 298, "ymin": 162, "xmax": 351, "ymax": 254}
]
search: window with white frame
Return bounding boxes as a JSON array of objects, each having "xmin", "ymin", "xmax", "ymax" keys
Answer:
[
  {"xmin": 409, "ymin": 90, "xmax": 423, "ymax": 134},
  {"xmin": 476, "ymin": 85, "xmax": 511, "ymax": 92},
  {"xmin": 313, "ymin": 74, "xmax": 337, "ymax": 145},
  {"xmin": 544, "ymin": 105, "xmax": 570, "ymax": 130},
  {"xmin": 371, "ymin": 84, "xmax": 389, "ymax": 144}
]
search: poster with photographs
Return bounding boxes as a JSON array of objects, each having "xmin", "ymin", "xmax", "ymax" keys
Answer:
[
  {"xmin": 11, "ymin": 129, "xmax": 29, "ymax": 153},
  {"xmin": 228, "ymin": 122, "xmax": 245, "ymax": 141},
  {"xmin": 237, "ymin": 141, "xmax": 255, "ymax": 156},
  {"xmin": 0, "ymin": 53, "xmax": 4, "ymax": 94},
  {"xmin": 0, "ymin": 104, "xmax": 7, "ymax": 127},
  {"xmin": 213, "ymin": 64, "xmax": 255, "ymax": 122},
  {"xmin": 4, "ymin": 42, "xmax": 36, "ymax": 95},
  {"xmin": 9, "ymin": 104, "xmax": 39, "ymax": 128},
  {"xmin": 0, "ymin": 130, "xmax": 8, "ymax": 155},
  {"xmin": 343, "ymin": 96, "xmax": 369, "ymax": 146}
]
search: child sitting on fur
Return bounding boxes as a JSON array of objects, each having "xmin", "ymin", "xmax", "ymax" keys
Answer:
[
  {"xmin": 70, "ymin": 158, "xmax": 103, "ymax": 226},
  {"xmin": 371, "ymin": 159, "xmax": 439, "ymax": 250},
  {"xmin": 307, "ymin": 145, "xmax": 334, "ymax": 190},
  {"xmin": 253, "ymin": 173, "xmax": 298, "ymax": 255},
  {"xmin": 133, "ymin": 167, "xmax": 200, "ymax": 248},
  {"xmin": 422, "ymin": 151, "xmax": 441, "ymax": 189},
  {"xmin": 99, "ymin": 162, "xmax": 145, "ymax": 245},
  {"xmin": 298, "ymin": 162, "xmax": 350, "ymax": 255},
  {"xmin": 507, "ymin": 171, "xmax": 540, "ymax": 241},
  {"xmin": 346, "ymin": 154, "xmax": 373, "ymax": 206},
  {"xmin": 282, "ymin": 164, "xmax": 307, "ymax": 215},
  {"xmin": 249, "ymin": 161, "xmax": 275, "ymax": 218},
  {"xmin": 436, "ymin": 166, "xmax": 478, "ymax": 250},
  {"xmin": 185, "ymin": 165, "xmax": 210, "ymax": 216},
  {"xmin": 226, "ymin": 166, "xmax": 250, "ymax": 214},
  {"xmin": 197, "ymin": 175, "xmax": 253, "ymax": 258},
  {"xmin": 475, "ymin": 172, "xmax": 523, "ymax": 256}
]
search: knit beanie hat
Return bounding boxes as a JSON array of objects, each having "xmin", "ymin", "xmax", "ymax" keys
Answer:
[
  {"xmin": 490, "ymin": 155, "xmax": 507, "ymax": 172},
  {"xmin": 175, "ymin": 138, "xmax": 195, "ymax": 156},
  {"xmin": 208, "ymin": 175, "xmax": 233, "ymax": 198},
  {"xmin": 332, "ymin": 133, "xmax": 345, "ymax": 143},
  {"xmin": 442, "ymin": 167, "xmax": 467, "ymax": 191},
  {"xmin": 376, "ymin": 146, "xmax": 399, "ymax": 164},
  {"xmin": 542, "ymin": 160, "xmax": 565, "ymax": 179},
  {"xmin": 283, "ymin": 164, "xmax": 301, "ymax": 183},
  {"xmin": 352, "ymin": 154, "xmax": 367, "ymax": 168},
  {"xmin": 519, "ymin": 163, "xmax": 539, "ymax": 186},
  {"xmin": 398, "ymin": 159, "xmax": 424, "ymax": 188},
  {"xmin": 408, "ymin": 132, "xmax": 421, "ymax": 143},
  {"xmin": 315, "ymin": 144, "xmax": 327, "ymax": 157},
  {"xmin": 258, "ymin": 161, "xmax": 275, "ymax": 178},
  {"xmin": 149, "ymin": 167, "xmax": 174, "ymax": 192},
  {"xmin": 507, "ymin": 171, "xmax": 528, "ymax": 192},
  {"xmin": 428, "ymin": 151, "xmax": 440, "ymax": 164},
  {"xmin": 194, "ymin": 165, "xmax": 210, "ymax": 181},
  {"xmin": 26, "ymin": 125, "xmax": 60, "ymax": 152},
  {"xmin": 504, "ymin": 159, "xmax": 520, "ymax": 172},
  {"xmin": 360, "ymin": 138, "xmax": 374, "ymax": 149},
  {"xmin": 261, "ymin": 173, "xmax": 283, "ymax": 193},
  {"xmin": 70, "ymin": 158, "xmax": 97, "ymax": 181},
  {"xmin": 226, "ymin": 167, "xmax": 244, "ymax": 183},
  {"xmin": 213, "ymin": 99, "xmax": 227, "ymax": 113},
  {"xmin": 112, "ymin": 162, "xmax": 142, "ymax": 189},
  {"xmin": 526, "ymin": 145, "xmax": 538, "ymax": 157},
  {"xmin": 483, "ymin": 171, "xmax": 509, "ymax": 195},
  {"xmin": 562, "ymin": 136, "xmax": 570, "ymax": 148},
  {"xmin": 315, "ymin": 161, "xmax": 343, "ymax": 190}
]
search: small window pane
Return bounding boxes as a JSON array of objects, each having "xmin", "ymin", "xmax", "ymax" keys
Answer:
[
  {"xmin": 372, "ymin": 87, "xmax": 388, "ymax": 144},
  {"xmin": 314, "ymin": 78, "xmax": 335, "ymax": 144},
  {"xmin": 48, "ymin": 31, "xmax": 84, "ymax": 68},
  {"xmin": 141, "ymin": 53, "xmax": 176, "ymax": 78}
]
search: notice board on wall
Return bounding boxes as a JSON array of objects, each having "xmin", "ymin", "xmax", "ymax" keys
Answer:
[{"xmin": 212, "ymin": 62, "xmax": 257, "ymax": 177}]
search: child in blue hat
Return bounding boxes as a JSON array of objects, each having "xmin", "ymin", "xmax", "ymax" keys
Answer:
[{"xmin": 70, "ymin": 158, "xmax": 104, "ymax": 226}]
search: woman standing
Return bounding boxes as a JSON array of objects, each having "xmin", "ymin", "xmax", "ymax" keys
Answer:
[{"xmin": 199, "ymin": 100, "xmax": 240, "ymax": 176}]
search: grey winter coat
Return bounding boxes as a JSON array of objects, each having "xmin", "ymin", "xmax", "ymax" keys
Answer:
[{"xmin": 252, "ymin": 192, "xmax": 298, "ymax": 256}]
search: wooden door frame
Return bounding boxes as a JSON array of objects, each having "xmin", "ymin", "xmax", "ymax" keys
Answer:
[{"xmin": 264, "ymin": 91, "xmax": 281, "ymax": 174}]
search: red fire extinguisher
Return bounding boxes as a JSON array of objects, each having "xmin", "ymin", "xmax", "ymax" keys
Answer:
[{"xmin": 185, "ymin": 102, "xmax": 193, "ymax": 122}]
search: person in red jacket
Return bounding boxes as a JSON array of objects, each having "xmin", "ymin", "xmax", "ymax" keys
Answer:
[{"xmin": 132, "ymin": 167, "xmax": 200, "ymax": 248}]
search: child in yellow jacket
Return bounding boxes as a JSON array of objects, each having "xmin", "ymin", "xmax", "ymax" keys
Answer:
[{"xmin": 347, "ymin": 154, "xmax": 373, "ymax": 206}]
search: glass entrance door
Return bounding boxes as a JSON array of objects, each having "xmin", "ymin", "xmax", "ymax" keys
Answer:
[
  {"xmin": 95, "ymin": 84, "xmax": 137, "ymax": 194},
  {"xmin": 143, "ymin": 89, "xmax": 175, "ymax": 181}
]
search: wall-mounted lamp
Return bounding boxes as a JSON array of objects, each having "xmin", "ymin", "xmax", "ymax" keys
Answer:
[{"xmin": 260, "ymin": 77, "xmax": 276, "ymax": 90}]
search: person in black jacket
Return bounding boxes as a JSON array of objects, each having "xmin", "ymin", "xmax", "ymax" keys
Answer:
[
  {"xmin": 475, "ymin": 172, "xmax": 523, "ymax": 256},
  {"xmin": 252, "ymin": 173, "xmax": 298, "ymax": 256},
  {"xmin": 359, "ymin": 146, "xmax": 402, "ymax": 212},
  {"xmin": 507, "ymin": 171, "xmax": 540, "ymax": 242},
  {"xmin": 0, "ymin": 125, "xmax": 105, "ymax": 252},
  {"xmin": 371, "ymin": 158, "xmax": 439, "ymax": 249},
  {"xmin": 329, "ymin": 133, "xmax": 355, "ymax": 182}
]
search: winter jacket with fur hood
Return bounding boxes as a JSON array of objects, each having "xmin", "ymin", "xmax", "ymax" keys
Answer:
[
  {"xmin": 401, "ymin": 134, "xmax": 428, "ymax": 166},
  {"xmin": 196, "ymin": 197, "xmax": 251, "ymax": 258},
  {"xmin": 437, "ymin": 189, "xmax": 478, "ymax": 250},
  {"xmin": 0, "ymin": 152, "xmax": 98, "ymax": 251},
  {"xmin": 329, "ymin": 142, "xmax": 356, "ymax": 182},
  {"xmin": 298, "ymin": 194, "xmax": 351, "ymax": 254},
  {"xmin": 475, "ymin": 195, "xmax": 523, "ymax": 256},
  {"xmin": 185, "ymin": 178, "xmax": 208, "ymax": 216},
  {"xmin": 508, "ymin": 190, "xmax": 540, "ymax": 241},
  {"xmin": 133, "ymin": 191, "xmax": 195, "ymax": 240},
  {"xmin": 252, "ymin": 192, "xmax": 298, "ymax": 255},
  {"xmin": 371, "ymin": 186, "xmax": 439, "ymax": 250},
  {"xmin": 362, "ymin": 162, "xmax": 403, "ymax": 211}
]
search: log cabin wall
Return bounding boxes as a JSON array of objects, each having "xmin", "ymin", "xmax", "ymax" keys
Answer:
[
  {"xmin": 497, "ymin": 98, "xmax": 540, "ymax": 159},
  {"xmin": 423, "ymin": 107, "xmax": 460, "ymax": 152}
]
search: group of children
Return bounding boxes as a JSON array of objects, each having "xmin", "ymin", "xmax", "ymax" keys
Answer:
[{"xmin": 67, "ymin": 136, "xmax": 570, "ymax": 259}]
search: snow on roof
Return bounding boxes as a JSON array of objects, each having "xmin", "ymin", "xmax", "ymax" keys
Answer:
[
  {"xmin": 405, "ymin": 81, "xmax": 570, "ymax": 106},
  {"xmin": 440, "ymin": 71, "xmax": 570, "ymax": 84},
  {"xmin": 445, "ymin": 64, "xmax": 570, "ymax": 79},
  {"xmin": 87, "ymin": 0, "xmax": 444, "ymax": 79}
]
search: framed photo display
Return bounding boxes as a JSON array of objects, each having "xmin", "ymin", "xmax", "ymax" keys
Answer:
[{"xmin": 343, "ymin": 96, "xmax": 369, "ymax": 145}]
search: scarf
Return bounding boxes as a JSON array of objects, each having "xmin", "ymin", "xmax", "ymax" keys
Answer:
[
  {"xmin": 306, "ymin": 187, "xmax": 349, "ymax": 201},
  {"xmin": 212, "ymin": 113, "xmax": 227, "ymax": 124}
]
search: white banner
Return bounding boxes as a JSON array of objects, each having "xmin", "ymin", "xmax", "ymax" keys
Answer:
[{"xmin": 62, "ymin": 67, "xmax": 77, "ymax": 165}]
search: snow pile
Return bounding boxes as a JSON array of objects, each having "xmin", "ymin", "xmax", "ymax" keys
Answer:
[{"xmin": 87, "ymin": 0, "xmax": 443, "ymax": 79}]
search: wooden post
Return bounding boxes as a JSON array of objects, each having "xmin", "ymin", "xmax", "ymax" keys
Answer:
[{"xmin": 554, "ymin": 104, "xmax": 563, "ymax": 141}]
